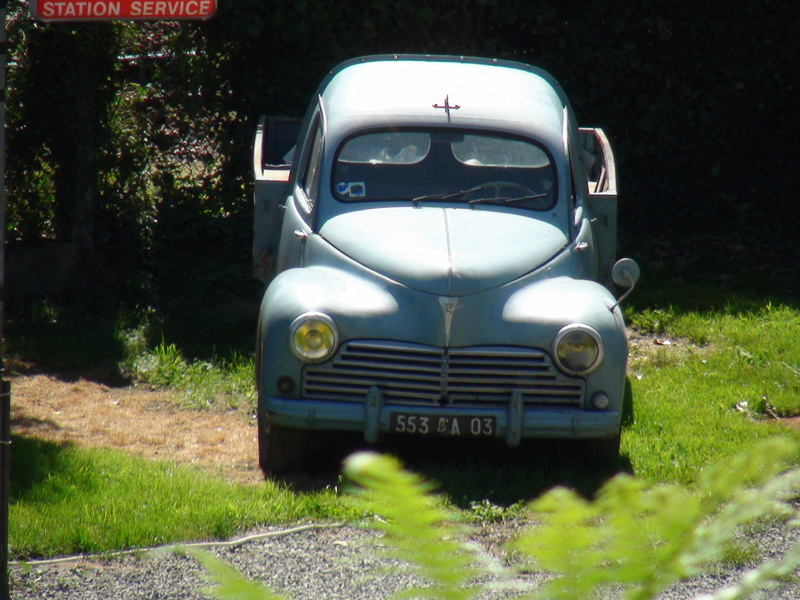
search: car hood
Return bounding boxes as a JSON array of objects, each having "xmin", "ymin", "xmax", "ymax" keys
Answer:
[{"xmin": 319, "ymin": 207, "xmax": 568, "ymax": 296}]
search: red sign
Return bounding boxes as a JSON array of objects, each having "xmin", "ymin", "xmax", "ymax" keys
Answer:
[{"xmin": 30, "ymin": 0, "xmax": 217, "ymax": 21}]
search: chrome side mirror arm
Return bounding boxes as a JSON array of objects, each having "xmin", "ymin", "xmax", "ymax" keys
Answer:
[{"xmin": 609, "ymin": 258, "xmax": 641, "ymax": 311}]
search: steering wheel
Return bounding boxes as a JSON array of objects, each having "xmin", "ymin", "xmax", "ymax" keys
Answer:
[
  {"xmin": 464, "ymin": 181, "xmax": 550, "ymax": 208},
  {"xmin": 475, "ymin": 181, "xmax": 534, "ymax": 198}
]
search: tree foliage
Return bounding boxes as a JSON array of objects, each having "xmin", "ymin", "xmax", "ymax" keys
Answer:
[
  {"xmin": 5, "ymin": 4, "xmax": 118, "ymax": 252},
  {"xmin": 4, "ymin": 0, "xmax": 798, "ymax": 293}
]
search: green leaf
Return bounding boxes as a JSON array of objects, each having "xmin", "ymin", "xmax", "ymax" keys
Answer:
[
  {"xmin": 184, "ymin": 547, "xmax": 287, "ymax": 600},
  {"xmin": 344, "ymin": 452, "xmax": 480, "ymax": 600},
  {"xmin": 513, "ymin": 438, "xmax": 800, "ymax": 600}
]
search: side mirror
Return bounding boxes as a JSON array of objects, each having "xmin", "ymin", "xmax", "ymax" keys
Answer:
[
  {"xmin": 612, "ymin": 258, "xmax": 640, "ymax": 288},
  {"xmin": 609, "ymin": 258, "xmax": 640, "ymax": 311}
]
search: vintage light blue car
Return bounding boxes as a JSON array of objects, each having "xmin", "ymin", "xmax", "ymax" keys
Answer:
[{"xmin": 252, "ymin": 55, "xmax": 639, "ymax": 474}]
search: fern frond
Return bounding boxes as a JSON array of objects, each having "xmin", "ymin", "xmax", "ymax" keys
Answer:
[
  {"xmin": 513, "ymin": 437, "xmax": 800, "ymax": 600},
  {"xmin": 695, "ymin": 537, "xmax": 800, "ymax": 600},
  {"xmin": 344, "ymin": 452, "xmax": 480, "ymax": 600},
  {"xmin": 184, "ymin": 547, "xmax": 287, "ymax": 600}
]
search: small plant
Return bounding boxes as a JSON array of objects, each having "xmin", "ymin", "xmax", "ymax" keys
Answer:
[
  {"xmin": 192, "ymin": 438, "xmax": 800, "ymax": 600},
  {"xmin": 466, "ymin": 499, "xmax": 522, "ymax": 523},
  {"xmin": 628, "ymin": 307, "xmax": 676, "ymax": 335},
  {"xmin": 122, "ymin": 335, "xmax": 256, "ymax": 410}
]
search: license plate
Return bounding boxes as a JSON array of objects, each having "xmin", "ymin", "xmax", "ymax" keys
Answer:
[{"xmin": 389, "ymin": 413, "xmax": 496, "ymax": 437}]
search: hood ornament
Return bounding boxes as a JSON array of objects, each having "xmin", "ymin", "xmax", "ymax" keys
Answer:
[{"xmin": 433, "ymin": 95, "xmax": 460, "ymax": 122}]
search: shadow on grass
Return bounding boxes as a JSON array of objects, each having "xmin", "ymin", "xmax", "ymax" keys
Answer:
[
  {"xmin": 4, "ymin": 274, "xmax": 260, "ymax": 384},
  {"xmin": 276, "ymin": 435, "xmax": 632, "ymax": 508},
  {"xmin": 8, "ymin": 435, "xmax": 86, "ymax": 501},
  {"xmin": 386, "ymin": 438, "xmax": 633, "ymax": 507},
  {"xmin": 4, "ymin": 292, "xmax": 130, "ymax": 383}
]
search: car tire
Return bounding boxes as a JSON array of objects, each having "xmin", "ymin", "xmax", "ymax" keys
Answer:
[{"xmin": 258, "ymin": 414, "xmax": 307, "ymax": 476}]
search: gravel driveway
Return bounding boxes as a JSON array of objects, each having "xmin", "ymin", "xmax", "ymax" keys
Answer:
[{"xmin": 10, "ymin": 518, "xmax": 800, "ymax": 600}]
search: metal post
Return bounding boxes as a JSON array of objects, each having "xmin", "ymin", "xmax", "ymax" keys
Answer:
[
  {"xmin": 0, "ymin": 0, "xmax": 9, "ymax": 597},
  {"xmin": 0, "ymin": 382, "xmax": 9, "ymax": 600}
]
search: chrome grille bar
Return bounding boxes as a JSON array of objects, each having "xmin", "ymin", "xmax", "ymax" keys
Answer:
[{"xmin": 301, "ymin": 341, "xmax": 584, "ymax": 406}]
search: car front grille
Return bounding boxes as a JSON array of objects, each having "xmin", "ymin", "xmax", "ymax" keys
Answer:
[{"xmin": 301, "ymin": 341, "xmax": 584, "ymax": 407}]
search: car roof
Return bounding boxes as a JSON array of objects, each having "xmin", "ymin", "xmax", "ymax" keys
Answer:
[{"xmin": 316, "ymin": 55, "xmax": 570, "ymax": 155}]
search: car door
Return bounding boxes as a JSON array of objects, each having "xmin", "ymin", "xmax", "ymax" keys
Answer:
[
  {"xmin": 567, "ymin": 122, "xmax": 599, "ymax": 281},
  {"xmin": 276, "ymin": 110, "xmax": 325, "ymax": 273}
]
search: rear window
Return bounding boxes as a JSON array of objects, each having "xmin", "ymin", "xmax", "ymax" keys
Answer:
[
  {"xmin": 337, "ymin": 132, "xmax": 430, "ymax": 165},
  {"xmin": 452, "ymin": 135, "xmax": 550, "ymax": 168},
  {"xmin": 333, "ymin": 129, "xmax": 556, "ymax": 210}
]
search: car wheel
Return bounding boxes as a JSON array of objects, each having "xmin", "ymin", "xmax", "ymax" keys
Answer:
[{"xmin": 258, "ymin": 414, "xmax": 307, "ymax": 476}]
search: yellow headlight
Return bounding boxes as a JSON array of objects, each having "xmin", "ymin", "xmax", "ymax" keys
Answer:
[
  {"xmin": 290, "ymin": 313, "xmax": 338, "ymax": 362},
  {"xmin": 553, "ymin": 324, "xmax": 603, "ymax": 375}
]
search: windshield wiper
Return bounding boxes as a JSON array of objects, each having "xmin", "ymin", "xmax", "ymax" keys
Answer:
[
  {"xmin": 468, "ymin": 192, "xmax": 548, "ymax": 206},
  {"xmin": 412, "ymin": 183, "xmax": 549, "ymax": 207},
  {"xmin": 412, "ymin": 182, "xmax": 520, "ymax": 206},
  {"xmin": 411, "ymin": 189, "xmax": 472, "ymax": 206}
]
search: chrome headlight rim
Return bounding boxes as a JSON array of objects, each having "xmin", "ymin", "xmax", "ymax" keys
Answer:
[
  {"xmin": 553, "ymin": 323, "xmax": 604, "ymax": 376},
  {"xmin": 289, "ymin": 312, "xmax": 339, "ymax": 364}
]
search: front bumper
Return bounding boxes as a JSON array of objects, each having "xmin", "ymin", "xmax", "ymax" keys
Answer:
[{"xmin": 263, "ymin": 389, "xmax": 620, "ymax": 447}]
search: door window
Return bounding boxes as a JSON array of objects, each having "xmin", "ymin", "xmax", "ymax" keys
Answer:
[{"xmin": 301, "ymin": 117, "xmax": 325, "ymax": 210}]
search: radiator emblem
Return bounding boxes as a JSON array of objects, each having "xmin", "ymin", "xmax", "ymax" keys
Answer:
[{"xmin": 439, "ymin": 297, "xmax": 460, "ymax": 346}]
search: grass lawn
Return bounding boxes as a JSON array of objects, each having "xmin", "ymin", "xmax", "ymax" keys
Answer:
[
  {"xmin": 10, "ymin": 436, "xmax": 355, "ymax": 559},
  {"xmin": 624, "ymin": 296, "xmax": 800, "ymax": 483}
]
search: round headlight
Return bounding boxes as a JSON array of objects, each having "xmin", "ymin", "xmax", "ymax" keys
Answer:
[
  {"xmin": 553, "ymin": 324, "xmax": 603, "ymax": 375},
  {"xmin": 289, "ymin": 313, "xmax": 338, "ymax": 363}
]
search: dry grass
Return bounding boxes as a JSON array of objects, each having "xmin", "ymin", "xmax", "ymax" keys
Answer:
[{"xmin": 10, "ymin": 374, "xmax": 262, "ymax": 484}]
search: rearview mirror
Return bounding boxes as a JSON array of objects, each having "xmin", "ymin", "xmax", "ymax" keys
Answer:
[{"xmin": 612, "ymin": 258, "xmax": 640, "ymax": 288}]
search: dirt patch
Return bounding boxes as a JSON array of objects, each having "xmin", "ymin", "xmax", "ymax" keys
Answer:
[
  {"xmin": 9, "ymin": 373, "xmax": 263, "ymax": 484},
  {"xmin": 626, "ymin": 330, "xmax": 693, "ymax": 360}
]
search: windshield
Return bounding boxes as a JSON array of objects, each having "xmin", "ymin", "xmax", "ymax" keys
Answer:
[{"xmin": 333, "ymin": 129, "xmax": 556, "ymax": 210}]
